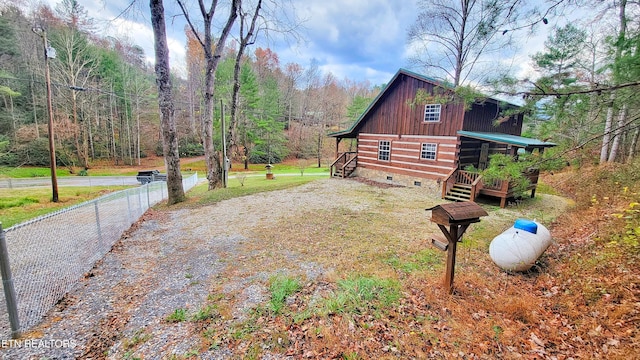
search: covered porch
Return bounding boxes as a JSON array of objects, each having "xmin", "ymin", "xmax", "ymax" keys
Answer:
[
  {"xmin": 443, "ymin": 131, "xmax": 556, "ymax": 208},
  {"xmin": 328, "ymin": 131, "xmax": 358, "ymax": 178}
]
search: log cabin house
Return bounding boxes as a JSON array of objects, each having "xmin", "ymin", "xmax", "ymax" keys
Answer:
[{"xmin": 329, "ymin": 69, "xmax": 555, "ymax": 208}]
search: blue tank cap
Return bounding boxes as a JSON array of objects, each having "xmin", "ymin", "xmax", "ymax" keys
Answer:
[{"xmin": 514, "ymin": 219, "xmax": 538, "ymax": 234}]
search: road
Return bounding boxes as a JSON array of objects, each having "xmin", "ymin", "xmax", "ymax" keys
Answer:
[
  {"xmin": 0, "ymin": 176, "xmax": 140, "ymax": 188},
  {"xmin": 0, "ymin": 172, "xmax": 327, "ymax": 189}
]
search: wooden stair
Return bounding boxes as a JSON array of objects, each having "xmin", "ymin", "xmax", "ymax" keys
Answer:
[
  {"xmin": 444, "ymin": 184, "xmax": 472, "ymax": 202},
  {"xmin": 331, "ymin": 153, "xmax": 357, "ymax": 178}
]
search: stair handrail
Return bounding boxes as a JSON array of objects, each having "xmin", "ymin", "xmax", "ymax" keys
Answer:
[
  {"xmin": 330, "ymin": 152, "xmax": 346, "ymax": 168},
  {"xmin": 330, "ymin": 152, "xmax": 347, "ymax": 177},
  {"xmin": 441, "ymin": 167, "xmax": 458, "ymax": 199},
  {"xmin": 341, "ymin": 154, "xmax": 358, "ymax": 177},
  {"xmin": 470, "ymin": 174, "xmax": 483, "ymax": 202}
]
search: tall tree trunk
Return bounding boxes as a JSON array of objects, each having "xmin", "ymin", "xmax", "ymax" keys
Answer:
[
  {"xmin": 229, "ymin": 0, "xmax": 262, "ymax": 161},
  {"xmin": 136, "ymin": 95, "xmax": 141, "ymax": 166},
  {"xmin": 71, "ymin": 91, "xmax": 86, "ymax": 168},
  {"xmin": 30, "ymin": 73, "xmax": 40, "ymax": 138},
  {"xmin": 316, "ymin": 127, "xmax": 322, "ymax": 168},
  {"xmin": 600, "ymin": 93, "xmax": 615, "ymax": 163},
  {"xmin": 628, "ymin": 127, "xmax": 639, "ymax": 162},
  {"xmin": 178, "ymin": 0, "xmax": 238, "ymax": 190},
  {"xmin": 608, "ymin": 104, "xmax": 628, "ymax": 162},
  {"xmin": 150, "ymin": 0, "xmax": 185, "ymax": 205},
  {"xmin": 81, "ymin": 101, "xmax": 89, "ymax": 167},
  {"xmin": 602, "ymin": 0, "xmax": 628, "ymax": 163},
  {"xmin": 124, "ymin": 91, "xmax": 132, "ymax": 165},
  {"xmin": 109, "ymin": 90, "xmax": 117, "ymax": 165}
]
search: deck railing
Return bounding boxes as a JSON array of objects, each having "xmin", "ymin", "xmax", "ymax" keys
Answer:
[
  {"xmin": 443, "ymin": 168, "xmax": 541, "ymax": 206},
  {"xmin": 330, "ymin": 152, "xmax": 357, "ymax": 178}
]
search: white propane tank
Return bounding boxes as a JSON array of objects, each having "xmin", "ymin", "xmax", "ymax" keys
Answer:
[{"xmin": 489, "ymin": 219, "xmax": 552, "ymax": 272}]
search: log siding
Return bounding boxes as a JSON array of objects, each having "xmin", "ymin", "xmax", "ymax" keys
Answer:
[
  {"xmin": 357, "ymin": 133, "xmax": 458, "ymax": 180},
  {"xmin": 331, "ymin": 69, "xmax": 530, "ymax": 182}
]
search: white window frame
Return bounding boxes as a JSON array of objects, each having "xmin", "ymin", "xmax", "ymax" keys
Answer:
[
  {"xmin": 420, "ymin": 143, "xmax": 437, "ymax": 160},
  {"xmin": 424, "ymin": 104, "xmax": 442, "ymax": 122},
  {"xmin": 378, "ymin": 140, "xmax": 391, "ymax": 161}
]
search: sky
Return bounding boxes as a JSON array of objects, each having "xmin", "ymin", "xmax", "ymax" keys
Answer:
[{"xmin": 40, "ymin": 0, "xmax": 580, "ymax": 87}]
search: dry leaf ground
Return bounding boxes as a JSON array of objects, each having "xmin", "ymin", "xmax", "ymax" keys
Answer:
[{"xmin": 1, "ymin": 170, "xmax": 638, "ymax": 359}]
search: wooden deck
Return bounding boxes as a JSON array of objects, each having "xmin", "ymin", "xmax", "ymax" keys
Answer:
[{"xmin": 442, "ymin": 169, "xmax": 540, "ymax": 208}]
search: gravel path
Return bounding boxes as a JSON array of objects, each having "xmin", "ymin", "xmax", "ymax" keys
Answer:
[
  {"xmin": 0, "ymin": 178, "xmax": 569, "ymax": 359},
  {"xmin": 1, "ymin": 179, "xmax": 406, "ymax": 359}
]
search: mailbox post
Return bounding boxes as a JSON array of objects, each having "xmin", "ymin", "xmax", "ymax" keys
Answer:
[
  {"xmin": 426, "ymin": 202, "xmax": 488, "ymax": 294},
  {"xmin": 265, "ymin": 164, "xmax": 274, "ymax": 180}
]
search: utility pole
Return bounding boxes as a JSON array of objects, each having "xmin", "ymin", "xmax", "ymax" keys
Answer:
[{"xmin": 32, "ymin": 27, "xmax": 58, "ymax": 202}]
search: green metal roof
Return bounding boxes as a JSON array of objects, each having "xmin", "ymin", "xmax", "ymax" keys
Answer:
[{"xmin": 457, "ymin": 131, "xmax": 556, "ymax": 148}]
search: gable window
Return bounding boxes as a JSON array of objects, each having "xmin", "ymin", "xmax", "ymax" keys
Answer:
[
  {"xmin": 378, "ymin": 140, "xmax": 391, "ymax": 161},
  {"xmin": 424, "ymin": 104, "xmax": 441, "ymax": 122},
  {"xmin": 421, "ymin": 143, "xmax": 437, "ymax": 160}
]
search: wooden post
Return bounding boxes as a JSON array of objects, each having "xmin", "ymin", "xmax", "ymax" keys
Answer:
[
  {"xmin": 427, "ymin": 202, "xmax": 487, "ymax": 295},
  {"xmin": 444, "ymin": 225, "xmax": 458, "ymax": 294}
]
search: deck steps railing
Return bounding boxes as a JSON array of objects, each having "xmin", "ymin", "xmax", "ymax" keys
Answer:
[
  {"xmin": 330, "ymin": 152, "xmax": 357, "ymax": 178},
  {"xmin": 442, "ymin": 168, "xmax": 540, "ymax": 208}
]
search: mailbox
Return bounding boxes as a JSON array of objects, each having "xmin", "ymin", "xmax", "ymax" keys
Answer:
[{"xmin": 426, "ymin": 202, "xmax": 488, "ymax": 294}]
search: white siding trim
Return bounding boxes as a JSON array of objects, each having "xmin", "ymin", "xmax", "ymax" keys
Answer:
[
  {"xmin": 394, "ymin": 141, "xmax": 421, "ymax": 146},
  {"xmin": 393, "ymin": 148, "xmax": 420, "ymax": 153},
  {"xmin": 390, "ymin": 159, "xmax": 453, "ymax": 170},
  {"xmin": 359, "ymin": 161, "xmax": 450, "ymax": 177},
  {"xmin": 400, "ymin": 135, "xmax": 458, "ymax": 141},
  {"xmin": 359, "ymin": 151, "xmax": 377, "ymax": 156},
  {"xmin": 359, "ymin": 144, "xmax": 377, "ymax": 149}
]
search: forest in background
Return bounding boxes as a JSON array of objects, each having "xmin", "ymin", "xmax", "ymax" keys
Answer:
[
  {"xmin": 0, "ymin": 0, "xmax": 639, "ymax": 176},
  {"xmin": 0, "ymin": 1, "xmax": 379, "ymax": 173}
]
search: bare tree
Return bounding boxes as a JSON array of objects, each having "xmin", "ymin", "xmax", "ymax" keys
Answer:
[
  {"xmin": 177, "ymin": 0, "xmax": 238, "ymax": 190},
  {"xmin": 150, "ymin": 0, "xmax": 185, "ymax": 205},
  {"xmin": 407, "ymin": 0, "xmax": 524, "ymax": 86},
  {"xmin": 50, "ymin": 0, "xmax": 97, "ymax": 168},
  {"xmin": 228, "ymin": 0, "xmax": 262, "ymax": 161}
]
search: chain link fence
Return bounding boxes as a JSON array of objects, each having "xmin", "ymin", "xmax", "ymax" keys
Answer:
[{"xmin": 0, "ymin": 173, "xmax": 199, "ymax": 338}]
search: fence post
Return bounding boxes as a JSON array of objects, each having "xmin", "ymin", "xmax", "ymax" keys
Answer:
[
  {"xmin": 0, "ymin": 224, "xmax": 21, "ymax": 339},
  {"xmin": 126, "ymin": 189, "xmax": 132, "ymax": 224},
  {"xmin": 94, "ymin": 201, "xmax": 103, "ymax": 250},
  {"xmin": 146, "ymin": 183, "xmax": 150, "ymax": 210}
]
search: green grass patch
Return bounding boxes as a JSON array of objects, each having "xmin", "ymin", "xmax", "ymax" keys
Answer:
[
  {"xmin": 384, "ymin": 249, "xmax": 442, "ymax": 273},
  {"xmin": 191, "ymin": 305, "xmax": 218, "ymax": 322},
  {"xmin": 0, "ymin": 166, "xmax": 72, "ymax": 178},
  {"xmin": 123, "ymin": 329, "xmax": 152, "ymax": 349},
  {"xmin": 187, "ymin": 175, "xmax": 318, "ymax": 206},
  {"xmin": 0, "ymin": 186, "xmax": 129, "ymax": 228},
  {"xmin": 269, "ymin": 275, "xmax": 302, "ymax": 314},
  {"xmin": 321, "ymin": 275, "xmax": 401, "ymax": 316},
  {"xmin": 0, "ymin": 197, "xmax": 40, "ymax": 210},
  {"xmin": 166, "ymin": 308, "xmax": 188, "ymax": 323},
  {"xmin": 535, "ymin": 181, "xmax": 560, "ymax": 196}
]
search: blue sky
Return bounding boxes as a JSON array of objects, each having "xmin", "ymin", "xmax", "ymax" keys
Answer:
[{"xmin": 41, "ymin": 0, "xmax": 576, "ymax": 86}]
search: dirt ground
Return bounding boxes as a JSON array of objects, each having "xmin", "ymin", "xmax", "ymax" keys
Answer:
[{"xmin": 0, "ymin": 178, "xmax": 577, "ymax": 359}]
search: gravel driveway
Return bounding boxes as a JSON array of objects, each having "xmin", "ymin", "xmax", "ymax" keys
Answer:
[{"xmin": 0, "ymin": 178, "xmax": 569, "ymax": 359}]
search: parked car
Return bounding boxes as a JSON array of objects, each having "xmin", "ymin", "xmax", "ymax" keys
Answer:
[{"xmin": 136, "ymin": 170, "xmax": 167, "ymax": 184}]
